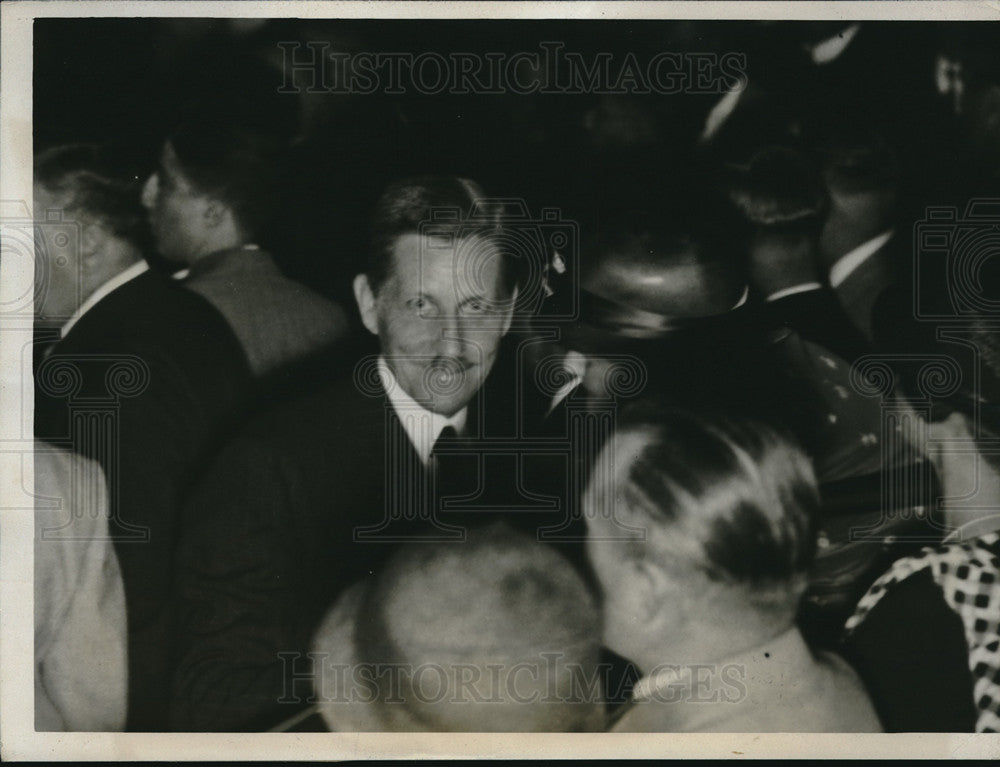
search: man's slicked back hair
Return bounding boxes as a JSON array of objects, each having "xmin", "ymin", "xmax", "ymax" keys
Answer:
[{"xmin": 604, "ymin": 407, "xmax": 819, "ymax": 604}]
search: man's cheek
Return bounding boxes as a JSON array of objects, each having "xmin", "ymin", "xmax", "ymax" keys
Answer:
[{"xmin": 386, "ymin": 319, "xmax": 436, "ymax": 355}]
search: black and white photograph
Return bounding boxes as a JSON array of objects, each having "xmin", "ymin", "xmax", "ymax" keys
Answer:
[{"xmin": 2, "ymin": 0, "xmax": 1000, "ymax": 760}]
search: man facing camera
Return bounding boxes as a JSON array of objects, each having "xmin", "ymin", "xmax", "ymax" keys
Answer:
[
  {"xmin": 583, "ymin": 408, "xmax": 882, "ymax": 732},
  {"xmin": 172, "ymin": 176, "xmax": 519, "ymax": 732}
]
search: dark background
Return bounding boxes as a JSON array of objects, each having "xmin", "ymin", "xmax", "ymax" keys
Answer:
[{"xmin": 34, "ymin": 19, "xmax": 1000, "ymax": 306}]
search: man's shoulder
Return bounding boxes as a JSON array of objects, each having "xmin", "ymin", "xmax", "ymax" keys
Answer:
[
  {"xmin": 95, "ymin": 267, "xmax": 203, "ymax": 312},
  {"xmin": 235, "ymin": 368, "xmax": 389, "ymax": 449},
  {"xmin": 64, "ymin": 268, "xmax": 234, "ymax": 346}
]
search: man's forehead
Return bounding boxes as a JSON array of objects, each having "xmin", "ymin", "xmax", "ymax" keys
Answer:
[{"xmin": 389, "ymin": 231, "xmax": 503, "ymax": 280}]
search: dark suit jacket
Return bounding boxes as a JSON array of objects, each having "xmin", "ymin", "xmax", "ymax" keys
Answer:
[
  {"xmin": 170, "ymin": 345, "xmax": 572, "ymax": 732},
  {"xmin": 35, "ymin": 268, "xmax": 255, "ymax": 731},
  {"xmin": 833, "ymin": 236, "xmax": 899, "ymax": 343},
  {"xmin": 765, "ymin": 286, "xmax": 873, "ymax": 365}
]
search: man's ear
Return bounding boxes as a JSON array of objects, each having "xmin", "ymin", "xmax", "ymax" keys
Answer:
[
  {"xmin": 353, "ymin": 273, "xmax": 379, "ymax": 336},
  {"xmin": 203, "ymin": 199, "xmax": 227, "ymax": 229},
  {"xmin": 633, "ymin": 556, "xmax": 669, "ymax": 601},
  {"xmin": 79, "ymin": 220, "xmax": 105, "ymax": 261},
  {"xmin": 79, "ymin": 222, "xmax": 116, "ymax": 286}
]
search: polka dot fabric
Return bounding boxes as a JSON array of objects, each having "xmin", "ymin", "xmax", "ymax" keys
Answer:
[{"xmin": 845, "ymin": 533, "xmax": 1000, "ymax": 732}]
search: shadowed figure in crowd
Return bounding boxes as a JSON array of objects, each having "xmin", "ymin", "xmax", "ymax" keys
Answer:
[
  {"xmin": 296, "ymin": 524, "xmax": 606, "ymax": 732},
  {"xmin": 843, "ymin": 296, "xmax": 1000, "ymax": 731},
  {"xmin": 32, "ymin": 144, "xmax": 253, "ymax": 731},
  {"xmin": 141, "ymin": 117, "xmax": 350, "ymax": 385},
  {"xmin": 34, "ymin": 443, "xmax": 127, "ymax": 732},
  {"xmin": 728, "ymin": 144, "xmax": 948, "ymax": 645},
  {"xmin": 518, "ymin": 164, "xmax": 826, "ymax": 544},
  {"xmin": 583, "ymin": 407, "xmax": 882, "ymax": 732}
]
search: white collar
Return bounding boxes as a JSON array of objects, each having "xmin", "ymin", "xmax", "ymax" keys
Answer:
[
  {"xmin": 630, "ymin": 627, "xmax": 805, "ymax": 703},
  {"xmin": 377, "ymin": 357, "xmax": 467, "ymax": 466},
  {"xmin": 699, "ymin": 87, "xmax": 744, "ymax": 144},
  {"xmin": 828, "ymin": 228, "xmax": 895, "ymax": 289},
  {"xmin": 765, "ymin": 282, "xmax": 823, "ymax": 303},
  {"xmin": 60, "ymin": 259, "xmax": 149, "ymax": 338},
  {"xmin": 548, "ymin": 350, "xmax": 589, "ymax": 414},
  {"xmin": 807, "ymin": 23, "xmax": 861, "ymax": 66},
  {"xmin": 549, "ymin": 287, "xmax": 748, "ymax": 412}
]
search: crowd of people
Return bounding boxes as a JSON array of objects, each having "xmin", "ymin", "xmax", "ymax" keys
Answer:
[{"xmin": 32, "ymin": 19, "xmax": 1000, "ymax": 733}]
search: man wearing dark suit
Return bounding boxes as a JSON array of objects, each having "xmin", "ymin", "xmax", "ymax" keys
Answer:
[
  {"xmin": 171, "ymin": 176, "xmax": 521, "ymax": 732},
  {"xmin": 733, "ymin": 144, "xmax": 944, "ymax": 645},
  {"xmin": 32, "ymin": 144, "xmax": 255, "ymax": 731},
  {"xmin": 140, "ymin": 118, "xmax": 350, "ymax": 385}
]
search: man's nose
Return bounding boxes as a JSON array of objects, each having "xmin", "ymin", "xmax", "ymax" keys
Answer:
[
  {"xmin": 140, "ymin": 173, "xmax": 158, "ymax": 210},
  {"xmin": 435, "ymin": 314, "xmax": 467, "ymax": 358}
]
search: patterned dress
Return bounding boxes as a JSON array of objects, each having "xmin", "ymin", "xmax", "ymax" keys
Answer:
[{"xmin": 845, "ymin": 532, "xmax": 1000, "ymax": 732}]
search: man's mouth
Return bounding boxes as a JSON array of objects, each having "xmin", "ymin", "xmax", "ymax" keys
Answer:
[{"xmin": 425, "ymin": 358, "xmax": 475, "ymax": 395}]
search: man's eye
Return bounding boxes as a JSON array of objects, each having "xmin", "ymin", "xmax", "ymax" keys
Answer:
[
  {"xmin": 462, "ymin": 300, "xmax": 486, "ymax": 314},
  {"xmin": 409, "ymin": 298, "xmax": 436, "ymax": 315}
]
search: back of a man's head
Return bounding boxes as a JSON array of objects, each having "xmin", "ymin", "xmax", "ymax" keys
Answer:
[
  {"xmin": 312, "ymin": 523, "xmax": 606, "ymax": 732},
  {"xmin": 166, "ymin": 118, "xmax": 288, "ymax": 242},
  {"xmin": 586, "ymin": 408, "xmax": 819, "ymax": 636},
  {"xmin": 35, "ymin": 143, "xmax": 148, "ymax": 252}
]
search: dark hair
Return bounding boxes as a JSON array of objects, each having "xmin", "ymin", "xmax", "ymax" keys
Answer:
[
  {"xmin": 592, "ymin": 408, "xmax": 819, "ymax": 600},
  {"xmin": 34, "ymin": 143, "xmax": 148, "ymax": 250},
  {"xmin": 167, "ymin": 119, "xmax": 289, "ymax": 240},
  {"xmin": 728, "ymin": 145, "xmax": 829, "ymax": 235},
  {"xmin": 571, "ymin": 160, "xmax": 749, "ymax": 307},
  {"xmin": 364, "ymin": 175, "xmax": 517, "ymax": 296}
]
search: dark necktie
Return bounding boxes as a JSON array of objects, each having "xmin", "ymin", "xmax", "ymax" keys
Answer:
[
  {"xmin": 431, "ymin": 425, "xmax": 459, "ymax": 477},
  {"xmin": 430, "ymin": 425, "xmax": 465, "ymax": 531}
]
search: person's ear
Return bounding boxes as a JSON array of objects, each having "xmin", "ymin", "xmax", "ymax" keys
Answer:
[
  {"xmin": 203, "ymin": 199, "xmax": 228, "ymax": 229},
  {"xmin": 353, "ymin": 273, "xmax": 380, "ymax": 336},
  {"xmin": 633, "ymin": 557, "xmax": 669, "ymax": 600},
  {"xmin": 79, "ymin": 220, "xmax": 106, "ymax": 261}
]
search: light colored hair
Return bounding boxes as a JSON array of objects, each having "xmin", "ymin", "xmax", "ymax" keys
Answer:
[{"xmin": 589, "ymin": 408, "xmax": 819, "ymax": 611}]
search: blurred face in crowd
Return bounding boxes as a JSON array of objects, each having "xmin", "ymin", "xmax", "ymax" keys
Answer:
[
  {"xmin": 582, "ymin": 429, "xmax": 657, "ymax": 666},
  {"xmin": 33, "ymin": 181, "xmax": 131, "ymax": 324},
  {"xmin": 355, "ymin": 231, "xmax": 515, "ymax": 417},
  {"xmin": 33, "ymin": 182, "xmax": 84, "ymax": 322},
  {"xmin": 140, "ymin": 142, "xmax": 212, "ymax": 263}
]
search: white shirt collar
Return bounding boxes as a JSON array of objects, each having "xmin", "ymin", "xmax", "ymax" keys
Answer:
[
  {"xmin": 550, "ymin": 287, "xmax": 749, "ymax": 412},
  {"xmin": 765, "ymin": 282, "xmax": 823, "ymax": 303},
  {"xmin": 377, "ymin": 357, "xmax": 467, "ymax": 466},
  {"xmin": 548, "ymin": 350, "xmax": 588, "ymax": 414},
  {"xmin": 60, "ymin": 259, "xmax": 149, "ymax": 338},
  {"xmin": 828, "ymin": 228, "xmax": 895, "ymax": 289},
  {"xmin": 699, "ymin": 87, "xmax": 744, "ymax": 144},
  {"xmin": 807, "ymin": 23, "xmax": 861, "ymax": 66}
]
